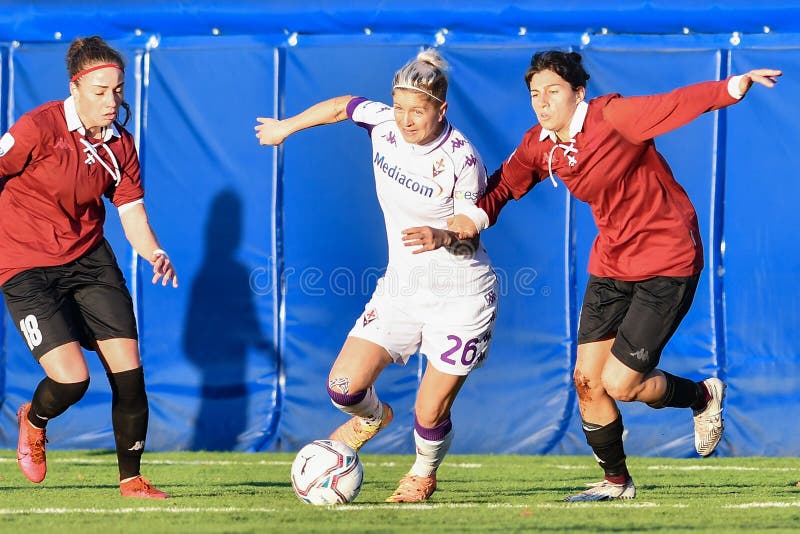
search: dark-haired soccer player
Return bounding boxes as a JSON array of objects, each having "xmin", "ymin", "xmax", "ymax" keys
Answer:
[
  {"xmin": 449, "ymin": 50, "xmax": 780, "ymax": 501},
  {"xmin": 0, "ymin": 35, "xmax": 177, "ymax": 498}
]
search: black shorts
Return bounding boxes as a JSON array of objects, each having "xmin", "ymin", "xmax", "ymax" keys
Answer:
[
  {"xmin": 577, "ymin": 274, "xmax": 700, "ymax": 373},
  {"xmin": 1, "ymin": 239, "xmax": 138, "ymax": 361}
]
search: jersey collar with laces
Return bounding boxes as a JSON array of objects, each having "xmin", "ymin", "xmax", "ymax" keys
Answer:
[
  {"xmin": 538, "ymin": 100, "xmax": 588, "ymax": 188},
  {"xmin": 63, "ymin": 96, "xmax": 123, "ymax": 186}
]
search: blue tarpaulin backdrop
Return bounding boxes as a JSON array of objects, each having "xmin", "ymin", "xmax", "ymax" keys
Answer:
[{"xmin": 1, "ymin": 1, "xmax": 798, "ymax": 457}]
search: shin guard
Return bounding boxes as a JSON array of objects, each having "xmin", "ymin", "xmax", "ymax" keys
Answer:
[
  {"xmin": 108, "ymin": 367, "xmax": 149, "ymax": 480},
  {"xmin": 582, "ymin": 415, "xmax": 628, "ymax": 480}
]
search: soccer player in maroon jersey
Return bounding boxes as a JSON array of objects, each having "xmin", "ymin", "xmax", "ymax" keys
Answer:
[
  {"xmin": 0, "ymin": 36, "xmax": 178, "ymax": 498},
  {"xmin": 448, "ymin": 50, "xmax": 781, "ymax": 501}
]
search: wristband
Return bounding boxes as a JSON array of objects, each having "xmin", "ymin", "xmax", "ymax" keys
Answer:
[{"xmin": 152, "ymin": 248, "xmax": 169, "ymax": 259}]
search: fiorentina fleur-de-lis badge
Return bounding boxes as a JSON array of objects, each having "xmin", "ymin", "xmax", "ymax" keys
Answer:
[{"xmin": 432, "ymin": 158, "xmax": 445, "ymax": 178}]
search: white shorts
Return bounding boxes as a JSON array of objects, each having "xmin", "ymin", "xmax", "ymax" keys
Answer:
[{"xmin": 347, "ymin": 279, "xmax": 498, "ymax": 376}]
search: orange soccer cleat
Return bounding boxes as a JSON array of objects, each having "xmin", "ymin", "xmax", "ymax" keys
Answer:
[
  {"xmin": 17, "ymin": 402, "xmax": 47, "ymax": 483},
  {"xmin": 329, "ymin": 402, "xmax": 394, "ymax": 452},
  {"xmin": 120, "ymin": 476, "xmax": 171, "ymax": 499},
  {"xmin": 386, "ymin": 472, "xmax": 437, "ymax": 503}
]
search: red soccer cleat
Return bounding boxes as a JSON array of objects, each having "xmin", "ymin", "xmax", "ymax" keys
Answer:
[
  {"xmin": 120, "ymin": 476, "xmax": 171, "ymax": 499},
  {"xmin": 17, "ymin": 402, "xmax": 47, "ymax": 483}
]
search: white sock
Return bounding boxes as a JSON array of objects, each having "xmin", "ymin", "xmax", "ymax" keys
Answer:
[
  {"xmin": 330, "ymin": 386, "xmax": 383, "ymax": 425},
  {"xmin": 409, "ymin": 427, "xmax": 454, "ymax": 477}
]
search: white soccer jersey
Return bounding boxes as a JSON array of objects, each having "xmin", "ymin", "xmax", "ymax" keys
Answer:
[{"xmin": 347, "ymin": 97, "xmax": 495, "ymax": 298}]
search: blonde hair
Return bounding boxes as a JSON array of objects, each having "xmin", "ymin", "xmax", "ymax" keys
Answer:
[{"xmin": 392, "ymin": 48, "xmax": 449, "ymax": 104}]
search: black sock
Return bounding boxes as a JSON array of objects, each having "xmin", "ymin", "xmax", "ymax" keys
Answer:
[
  {"xmin": 582, "ymin": 415, "xmax": 628, "ymax": 482},
  {"xmin": 108, "ymin": 367, "xmax": 149, "ymax": 480},
  {"xmin": 29, "ymin": 377, "xmax": 90, "ymax": 428},
  {"xmin": 648, "ymin": 371, "xmax": 705, "ymax": 410},
  {"xmin": 691, "ymin": 381, "xmax": 711, "ymax": 412}
]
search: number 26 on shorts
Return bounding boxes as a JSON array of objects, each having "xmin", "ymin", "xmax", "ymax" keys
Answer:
[{"xmin": 440, "ymin": 334, "xmax": 483, "ymax": 367}]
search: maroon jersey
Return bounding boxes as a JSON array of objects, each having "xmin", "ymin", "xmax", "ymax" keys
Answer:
[
  {"xmin": 477, "ymin": 78, "xmax": 740, "ymax": 281},
  {"xmin": 0, "ymin": 97, "xmax": 144, "ymax": 285}
]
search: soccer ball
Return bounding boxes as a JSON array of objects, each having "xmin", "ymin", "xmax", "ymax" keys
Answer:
[{"xmin": 290, "ymin": 439, "xmax": 364, "ymax": 505}]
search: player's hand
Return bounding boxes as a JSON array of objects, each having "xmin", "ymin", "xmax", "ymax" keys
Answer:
[
  {"xmin": 151, "ymin": 251, "xmax": 178, "ymax": 288},
  {"xmin": 446, "ymin": 214, "xmax": 479, "ymax": 240},
  {"xmin": 401, "ymin": 226, "xmax": 454, "ymax": 254},
  {"xmin": 255, "ymin": 117, "xmax": 288, "ymax": 146},
  {"xmin": 738, "ymin": 68, "xmax": 782, "ymax": 95}
]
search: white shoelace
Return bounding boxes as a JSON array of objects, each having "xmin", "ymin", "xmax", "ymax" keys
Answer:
[
  {"xmin": 546, "ymin": 140, "xmax": 578, "ymax": 188},
  {"xmin": 79, "ymin": 137, "xmax": 122, "ymax": 187}
]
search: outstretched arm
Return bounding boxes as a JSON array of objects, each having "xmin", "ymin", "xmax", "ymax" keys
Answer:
[
  {"xmin": 606, "ymin": 68, "xmax": 782, "ymax": 143},
  {"xmin": 255, "ymin": 95, "xmax": 354, "ymax": 146}
]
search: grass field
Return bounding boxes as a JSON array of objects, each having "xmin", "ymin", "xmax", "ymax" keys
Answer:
[{"xmin": 1, "ymin": 450, "xmax": 798, "ymax": 533}]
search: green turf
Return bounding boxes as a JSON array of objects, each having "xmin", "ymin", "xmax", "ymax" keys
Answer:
[{"xmin": 1, "ymin": 451, "xmax": 798, "ymax": 533}]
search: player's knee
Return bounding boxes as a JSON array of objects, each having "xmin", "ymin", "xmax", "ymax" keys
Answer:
[
  {"xmin": 601, "ymin": 374, "xmax": 638, "ymax": 402},
  {"xmin": 327, "ymin": 374, "xmax": 351, "ymax": 395},
  {"xmin": 33, "ymin": 376, "xmax": 90, "ymax": 421},
  {"xmin": 61, "ymin": 377, "xmax": 90, "ymax": 405},
  {"xmin": 573, "ymin": 368, "xmax": 602, "ymax": 402},
  {"xmin": 49, "ymin": 376, "xmax": 90, "ymax": 404},
  {"xmin": 327, "ymin": 376, "xmax": 368, "ymax": 408},
  {"xmin": 108, "ymin": 368, "xmax": 148, "ymax": 415}
]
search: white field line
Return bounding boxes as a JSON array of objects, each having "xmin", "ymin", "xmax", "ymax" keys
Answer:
[
  {"xmin": 0, "ymin": 457, "xmax": 292, "ymax": 466},
  {"xmin": 0, "ymin": 507, "xmax": 276, "ymax": 515},
  {"xmin": 0, "ymin": 457, "xmax": 480, "ymax": 468},
  {"xmin": 724, "ymin": 502, "xmax": 800, "ymax": 509},
  {"xmin": 4, "ymin": 457, "xmax": 796, "ymax": 472},
  {"xmin": 26, "ymin": 501, "xmax": 800, "ymax": 516},
  {"xmin": 554, "ymin": 464, "xmax": 800, "ymax": 472},
  {"xmin": 646, "ymin": 465, "xmax": 800, "ymax": 472}
]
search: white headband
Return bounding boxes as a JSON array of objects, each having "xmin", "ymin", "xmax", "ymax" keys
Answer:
[{"xmin": 392, "ymin": 84, "xmax": 444, "ymax": 103}]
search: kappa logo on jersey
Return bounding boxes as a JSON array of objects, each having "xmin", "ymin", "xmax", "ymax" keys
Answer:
[
  {"xmin": 450, "ymin": 137, "xmax": 466, "ymax": 152},
  {"xmin": 374, "ymin": 151, "xmax": 443, "ymax": 198},
  {"xmin": 0, "ymin": 132, "xmax": 14, "ymax": 157},
  {"xmin": 383, "ymin": 131, "xmax": 398, "ymax": 146},
  {"xmin": 54, "ymin": 137, "xmax": 73, "ymax": 151},
  {"xmin": 432, "ymin": 158, "xmax": 445, "ymax": 178},
  {"xmin": 461, "ymin": 154, "xmax": 478, "ymax": 172},
  {"xmin": 484, "ymin": 289, "xmax": 497, "ymax": 306},
  {"xmin": 362, "ymin": 308, "xmax": 378, "ymax": 327}
]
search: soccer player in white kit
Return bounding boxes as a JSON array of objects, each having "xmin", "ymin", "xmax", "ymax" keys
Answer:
[{"xmin": 256, "ymin": 49, "xmax": 498, "ymax": 502}]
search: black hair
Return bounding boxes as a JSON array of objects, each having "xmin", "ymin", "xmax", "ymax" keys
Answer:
[{"xmin": 524, "ymin": 51, "xmax": 590, "ymax": 91}]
